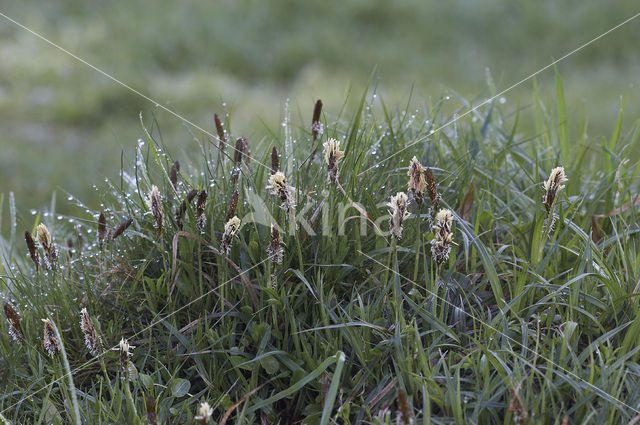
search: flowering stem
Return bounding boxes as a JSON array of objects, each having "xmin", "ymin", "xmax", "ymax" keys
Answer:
[{"xmin": 50, "ymin": 321, "xmax": 81, "ymax": 425}]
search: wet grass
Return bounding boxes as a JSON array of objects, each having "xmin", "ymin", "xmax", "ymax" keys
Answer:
[{"xmin": 1, "ymin": 76, "xmax": 640, "ymax": 423}]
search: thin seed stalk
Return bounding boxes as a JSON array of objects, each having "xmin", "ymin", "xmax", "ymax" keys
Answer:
[
  {"xmin": 50, "ymin": 321, "xmax": 82, "ymax": 425},
  {"xmin": 413, "ymin": 206, "xmax": 423, "ymax": 282}
]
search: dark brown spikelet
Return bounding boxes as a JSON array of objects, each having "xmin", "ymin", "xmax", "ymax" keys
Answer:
[
  {"xmin": 425, "ymin": 167, "xmax": 437, "ymax": 204},
  {"xmin": 146, "ymin": 396, "xmax": 158, "ymax": 425},
  {"xmin": 170, "ymin": 161, "xmax": 180, "ymax": 189},
  {"xmin": 4, "ymin": 303, "xmax": 23, "ymax": 341},
  {"xmin": 271, "ymin": 146, "xmax": 279, "ymax": 175},
  {"xmin": 113, "ymin": 218, "xmax": 133, "ymax": 240},
  {"xmin": 196, "ymin": 190, "xmax": 208, "ymax": 231},
  {"xmin": 67, "ymin": 238, "xmax": 74, "ymax": 258},
  {"xmin": 176, "ymin": 189, "xmax": 199, "ymax": 230},
  {"xmin": 225, "ymin": 189, "xmax": 239, "ymax": 223},
  {"xmin": 187, "ymin": 188, "xmax": 198, "ymax": 203},
  {"xmin": 97, "ymin": 212, "xmax": 107, "ymax": 248},
  {"xmin": 233, "ymin": 138, "xmax": 244, "ymax": 165},
  {"xmin": 214, "ymin": 113, "xmax": 226, "ymax": 150},
  {"xmin": 267, "ymin": 224, "xmax": 284, "ymax": 266},
  {"xmin": 242, "ymin": 137, "xmax": 251, "ymax": 165},
  {"xmin": 311, "ymin": 99, "xmax": 323, "ymax": 140},
  {"xmin": 25, "ymin": 231, "xmax": 39, "ymax": 270},
  {"xmin": 396, "ymin": 389, "xmax": 413, "ymax": 425},
  {"xmin": 425, "ymin": 167, "xmax": 441, "ymax": 224}
]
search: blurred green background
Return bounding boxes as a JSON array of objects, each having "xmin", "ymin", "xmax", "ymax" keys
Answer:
[{"xmin": 0, "ymin": 0, "xmax": 639, "ymax": 216}]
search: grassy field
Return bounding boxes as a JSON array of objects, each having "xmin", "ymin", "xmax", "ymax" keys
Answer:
[
  {"xmin": 0, "ymin": 0, "xmax": 639, "ymax": 216},
  {"xmin": 1, "ymin": 1, "xmax": 640, "ymax": 423},
  {"xmin": 1, "ymin": 74, "xmax": 640, "ymax": 422}
]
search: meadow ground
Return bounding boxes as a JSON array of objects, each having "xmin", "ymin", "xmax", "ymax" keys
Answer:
[{"xmin": 1, "ymin": 75, "xmax": 640, "ymax": 423}]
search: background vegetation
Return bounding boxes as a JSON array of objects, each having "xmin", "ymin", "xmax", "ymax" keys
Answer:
[{"xmin": 0, "ymin": 0, "xmax": 639, "ymax": 216}]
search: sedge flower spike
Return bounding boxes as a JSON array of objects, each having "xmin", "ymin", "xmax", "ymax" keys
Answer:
[
  {"xmin": 36, "ymin": 223, "xmax": 57, "ymax": 268},
  {"xmin": 542, "ymin": 166, "xmax": 568, "ymax": 236},
  {"xmin": 323, "ymin": 138, "xmax": 344, "ymax": 184},
  {"xmin": 80, "ymin": 308, "xmax": 103, "ymax": 356},
  {"xmin": 267, "ymin": 224, "xmax": 284, "ymax": 265},
  {"xmin": 148, "ymin": 185, "xmax": 163, "ymax": 232},
  {"xmin": 119, "ymin": 337, "xmax": 134, "ymax": 374},
  {"xmin": 42, "ymin": 319, "xmax": 59, "ymax": 357},
  {"xmin": 195, "ymin": 402, "xmax": 214, "ymax": 424},
  {"xmin": 431, "ymin": 209, "xmax": 454, "ymax": 265},
  {"xmin": 543, "ymin": 167, "xmax": 568, "ymax": 212},
  {"xmin": 267, "ymin": 171, "xmax": 296, "ymax": 213},
  {"xmin": 220, "ymin": 216, "xmax": 241, "ymax": 255},
  {"xmin": 388, "ymin": 192, "xmax": 410, "ymax": 240},
  {"xmin": 407, "ymin": 156, "xmax": 426, "ymax": 204},
  {"xmin": 4, "ymin": 303, "xmax": 23, "ymax": 342}
]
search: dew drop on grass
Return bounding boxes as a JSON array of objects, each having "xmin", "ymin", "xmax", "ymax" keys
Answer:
[
  {"xmin": 499, "ymin": 96, "xmax": 506, "ymax": 104},
  {"xmin": 30, "ymin": 209, "xmax": 37, "ymax": 215}
]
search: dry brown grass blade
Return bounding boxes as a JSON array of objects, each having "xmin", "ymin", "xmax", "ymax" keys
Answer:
[
  {"xmin": 219, "ymin": 378, "xmax": 278, "ymax": 425},
  {"xmin": 628, "ymin": 413, "xmax": 640, "ymax": 425},
  {"xmin": 368, "ymin": 377, "xmax": 398, "ymax": 410},
  {"xmin": 459, "ymin": 179, "xmax": 475, "ymax": 220},
  {"xmin": 593, "ymin": 195, "xmax": 640, "ymax": 218},
  {"xmin": 170, "ymin": 231, "xmax": 197, "ymax": 295},
  {"xmin": 590, "ymin": 215, "xmax": 602, "ymax": 244},
  {"xmin": 222, "ymin": 256, "xmax": 259, "ymax": 311}
]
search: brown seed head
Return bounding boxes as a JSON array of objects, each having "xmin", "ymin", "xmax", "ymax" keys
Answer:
[
  {"xmin": 148, "ymin": 186, "xmax": 163, "ymax": 232},
  {"xmin": 80, "ymin": 308, "xmax": 103, "ymax": 356},
  {"xmin": 311, "ymin": 99, "xmax": 324, "ymax": 140},
  {"xmin": 397, "ymin": 389, "xmax": 414, "ymax": 425},
  {"xmin": 225, "ymin": 189, "xmax": 239, "ymax": 223},
  {"xmin": 186, "ymin": 188, "xmax": 199, "ymax": 203},
  {"xmin": 196, "ymin": 190, "xmax": 208, "ymax": 231},
  {"xmin": 233, "ymin": 137, "xmax": 244, "ymax": 165},
  {"xmin": 112, "ymin": 218, "xmax": 133, "ymax": 240},
  {"xmin": 214, "ymin": 113, "xmax": 226, "ymax": 150},
  {"xmin": 146, "ymin": 396, "xmax": 158, "ymax": 425},
  {"xmin": 407, "ymin": 156, "xmax": 426, "ymax": 203},
  {"xmin": 42, "ymin": 319, "xmax": 59, "ymax": 357},
  {"xmin": 170, "ymin": 161, "xmax": 180, "ymax": 189},
  {"xmin": 4, "ymin": 303, "xmax": 23, "ymax": 341},
  {"xmin": 25, "ymin": 231, "xmax": 39, "ymax": 270},
  {"xmin": 425, "ymin": 167, "xmax": 438, "ymax": 204},
  {"xmin": 271, "ymin": 146, "xmax": 279, "ymax": 175},
  {"xmin": 267, "ymin": 224, "xmax": 284, "ymax": 265},
  {"xmin": 508, "ymin": 385, "xmax": 529, "ymax": 424},
  {"xmin": 97, "ymin": 212, "xmax": 107, "ymax": 248}
]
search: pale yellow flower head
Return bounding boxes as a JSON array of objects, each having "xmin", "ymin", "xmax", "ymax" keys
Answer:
[
  {"xmin": 224, "ymin": 216, "xmax": 241, "ymax": 237},
  {"xmin": 268, "ymin": 172, "xmax": 287, "ymax": 192},
  {"xmin": 36, "ymin": 223, "xmax": 51, "ymax": 250},
  {"xmin": 323, "ymin": 138, "xmax": 344, "ymax": 166},
  {"xmin": 195, "ymin": 402, "xmax": 214, "ymax": 421}
]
